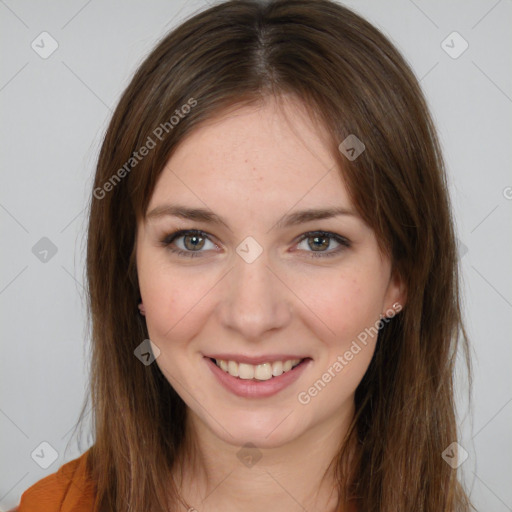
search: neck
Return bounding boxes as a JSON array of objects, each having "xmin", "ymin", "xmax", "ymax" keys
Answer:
[{"xmin": 173, "ymin": 400, "xmax": 357, "ymax": 512}]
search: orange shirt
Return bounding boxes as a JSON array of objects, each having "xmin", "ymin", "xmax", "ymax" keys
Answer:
[
  {"xmin": 13, "ymin": 450, "xmax": 359, "ymax": 511},
  {"xmin": 14, "ymin": 450, "xmax": 95, "ymax": 512}
]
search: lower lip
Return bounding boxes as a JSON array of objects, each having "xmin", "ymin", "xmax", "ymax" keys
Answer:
[{"xmin": 205, "ymin": 357, "xmax": 312, "ymax": 398}]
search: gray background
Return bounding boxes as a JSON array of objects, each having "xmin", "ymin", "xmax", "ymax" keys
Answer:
[{"xmin": 1, "ymin": 0, "xmax": 511, "ymax": 510}]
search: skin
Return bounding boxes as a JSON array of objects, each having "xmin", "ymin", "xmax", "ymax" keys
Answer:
[{"xmin": 136, "ymin": 94, "xmax": 406, "ymax": 512}]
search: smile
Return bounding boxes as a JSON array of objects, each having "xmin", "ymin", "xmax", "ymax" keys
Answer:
[
  {"xmin": 204, "ymin": 356, "xmax": 312, "ymax": 398},
  {"xmin": 212, "ymin": 357, "xmax": 303, "ymax": 381}
]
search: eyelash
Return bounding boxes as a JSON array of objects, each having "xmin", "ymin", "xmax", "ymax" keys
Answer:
[{"xmin": 159, "ymin": 229, "xmax": 351, "ymax": 259}]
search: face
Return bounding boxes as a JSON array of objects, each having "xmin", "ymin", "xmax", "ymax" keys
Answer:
[{"xmin": 136, "ymin": 95, "xmax": 405, "ymax": 449}]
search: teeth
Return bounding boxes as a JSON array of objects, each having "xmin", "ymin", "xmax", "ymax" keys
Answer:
[
  {"xmin": 213, "ymin": 358, "xmax": 303, "ymax": 381},
  {"xmin": 272, "ymin": 361, "xmax": 283, "ymax": 377},
  {"xmin": 255, "ymin": 363, "xmax": 272, "ymax": 380},
  {"xmin": 227, "ymin": 360, "xmax": 238, "ymax": 377},
  {"xmin": 239, "ymin": 363, "xmax": 255, "ymax": 379}
]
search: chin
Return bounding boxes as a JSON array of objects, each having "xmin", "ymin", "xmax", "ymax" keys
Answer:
[{"xmin": 206, "ymin": 408, "xmax": 309, "ymax": 449}]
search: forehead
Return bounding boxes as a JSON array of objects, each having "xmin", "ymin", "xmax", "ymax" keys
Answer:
[{"xmin": 148, "ymin": 96, "xmax": 352, "ymax": 215}]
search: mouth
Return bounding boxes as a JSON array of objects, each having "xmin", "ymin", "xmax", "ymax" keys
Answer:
[
  {"xmin": 208, "ymin": 356, "xmax": 311, "ymax": 381},
  {"xmin": 204, "ymin": 355, "xmax": 312, "ymax": 398}
]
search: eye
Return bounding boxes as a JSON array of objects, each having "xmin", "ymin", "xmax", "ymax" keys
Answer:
[
  {"xmin": 160, "ymin": 229, "xmax": 218, "ymax": 258},
  {"xmin": 160, "ymin": 229, "xmax": 351, "ymax": 259},
  {"xmin": 295, "ymin": 231, "xmax": 350, "ymax": 258}
]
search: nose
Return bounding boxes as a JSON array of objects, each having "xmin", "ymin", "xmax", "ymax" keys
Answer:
[{"xmin": 217, "ymin": 249, "xmax": 292, "ymax": 341}]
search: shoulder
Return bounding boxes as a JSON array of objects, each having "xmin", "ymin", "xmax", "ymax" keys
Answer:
[{"xmin": 16, "ymin": 449, "xmax": 95, "ymax": 512}]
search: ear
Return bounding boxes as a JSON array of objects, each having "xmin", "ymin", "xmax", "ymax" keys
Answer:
[
  {"xmin": 382, "ymin": 269, "xmax": 407, "ymax": 317},
  {"xmin": 138, "ymin": 301, "xmax": 146, "ymax": 316}
]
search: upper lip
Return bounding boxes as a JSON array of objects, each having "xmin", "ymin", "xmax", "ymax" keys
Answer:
[{"xmin": 205, "ymin": 354, "xmax": 310, "ymax": 365}]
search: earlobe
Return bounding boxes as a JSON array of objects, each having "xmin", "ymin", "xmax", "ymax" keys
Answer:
[
  {"xmin": 138, "ymin": 302, "xmax": 146, "ymax": 316},
  {"xmin": 381, "ymin": 302, "xmax": 403, "ymax": 320}
]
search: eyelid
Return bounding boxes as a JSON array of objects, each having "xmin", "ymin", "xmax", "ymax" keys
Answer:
[
  {"xmin": 160, "ymin": 229, "xmax": 351, "ymax": 258},
  {"xmin": 294, "ymin": 231, "xmax": 350, "ymax": 247},
  {"xmin": 160, "ymin": 229, "xmax": 220, "ymax": 256},
  {"xmin": 293, "ymin": 231, "xmax": 351, "ymax": 258}
]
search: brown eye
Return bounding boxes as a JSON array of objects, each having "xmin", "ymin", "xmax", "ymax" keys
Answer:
[
  {"xmin": 295, "ymin": 231, "xmax": 350, "ymax": 258},
  {"xmin": 307, "ymin": 234, "xmax": 330, "ymax": 251},
  {"xmin": 183, "ymin": 233, "xmax": 206, "ymax": 251},
  {"xmin": 161, "ymin": 230, "xmax": 217, "ymax": 258}
]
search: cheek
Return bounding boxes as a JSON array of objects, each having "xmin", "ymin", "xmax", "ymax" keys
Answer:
[
  {"xmin": 294, "ymin": 271, "xmax": 385, "ymax": 412},
  {"xmin": 137, "ymin": 254, "xmax": 215, "ymax": 346},
  {"xmin": 295, "ymin": 266, "xmax": 385, "ymax": 345}
]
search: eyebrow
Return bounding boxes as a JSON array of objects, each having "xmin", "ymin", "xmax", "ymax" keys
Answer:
[{"xmin": 146, "ymin": 204, "xmax": 358, "ymax": 229}]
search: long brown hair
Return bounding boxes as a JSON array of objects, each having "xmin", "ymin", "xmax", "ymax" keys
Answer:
[{"xmin": 81, "ymin": 0, "xmax": 474, "ymax": 510}]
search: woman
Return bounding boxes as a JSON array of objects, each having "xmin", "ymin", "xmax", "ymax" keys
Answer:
[{"xmin": 16, "ymin": 0, "xmax": 474, "ymax": 510}]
